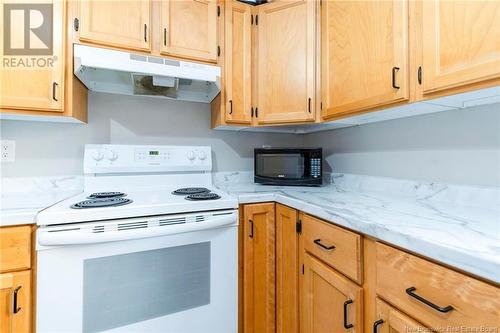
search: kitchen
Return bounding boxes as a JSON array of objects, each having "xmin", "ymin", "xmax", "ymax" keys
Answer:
[{"xmin": 0, "ymin": 0, "xmax": 499, "ymax": 333}]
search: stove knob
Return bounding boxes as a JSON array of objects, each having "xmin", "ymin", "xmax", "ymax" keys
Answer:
[
  {"xmin": 197, "ymin": 150, "xmax": 207, "ymax": 160},
  {"xmin": 187, "ymin": 151, "xmax": 196, "ymax": 161},
  {"xmin": 107, "ymin": 150, "xmax": 118, "ymax": 161},
  {"xmin": 92, "ymin": 151, "xmax": 104, "ymax": 161}
]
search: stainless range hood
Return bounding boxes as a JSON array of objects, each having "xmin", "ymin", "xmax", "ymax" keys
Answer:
[{"xmin": 73, "ymin": 44, "xmax": 221, "ymax": 103}]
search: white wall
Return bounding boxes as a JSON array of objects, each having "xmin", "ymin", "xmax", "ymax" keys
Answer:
[
  {"xmin": 0, "ymin": 92, "xmax": 302, "ymax": 177},
  {"xmin": 1, "ymin": 92, "xmax": 499, "ymax": 187},
  {"xmin": 303, "ymin": 103, "xmax": 500, "ymax": 187}
]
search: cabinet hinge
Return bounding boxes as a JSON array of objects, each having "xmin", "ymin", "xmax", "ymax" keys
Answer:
[
  {"xmin": 217, "ymin": 5, "xmax": 221, "ymax": 17},
  {"xmin": 74, "ymin": 18, "xmax": 79, "ymax": 31},
  {"xmin": 418, "ymin": 66, "xmax": 422, "ymax": 85},
  {"xmin": 296, "ymin": 219, "xmax": 302, "ymax": 234},
  {"xmin": 217, "ymin": 46, "xmax": 220, "ymax": 57},
  {"xmin": 302, "ymin": 264, "xmax": 304, "ymax": 275},
  {"xmin": 255, "ymin": 15, "xmax": 258, "ymax": 25}
]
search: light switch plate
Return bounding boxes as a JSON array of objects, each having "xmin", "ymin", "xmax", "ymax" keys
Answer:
[{"xmin": 1, "ymin": 140, "xmax": 15, "ymax": 162}]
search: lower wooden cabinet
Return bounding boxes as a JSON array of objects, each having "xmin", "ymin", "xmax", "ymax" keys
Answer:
[
  {"xmin": 276, "ymin": 204, "xmax": 299, "ymax": 333},
  {"xmin": 374, "ymin": 298, "xmax": 427, "ymax": 333},
  {"xmin": 301, "ymin": 253, "xmax": 363, "ymax": 333},
  {"xmin": 0, "ymin": 271, "xmax": 31, "ymax": 333},
  {"xmin": 242, "ymin": 203, "xmax": 276, "ymax": 333}
]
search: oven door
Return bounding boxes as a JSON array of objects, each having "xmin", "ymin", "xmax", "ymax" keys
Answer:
[{"xmin": 36, "ymin": 211, "xmax": 238, "ymax": 333}]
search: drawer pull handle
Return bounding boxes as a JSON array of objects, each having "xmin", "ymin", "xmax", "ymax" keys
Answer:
[
  {"xmin": 343, "ymin": 299, "xmax": 353, "ymax": 329},
  {"xmin": 13, "ymin": 286, "xmax": 21, "ymax": 314},
  {"xmin": 313, "ymin": 239, "xmax": 335, "ymax": 251},
  {"xmin": 229, "ymin": 100, "xmax": 233, "ymax": 114},
  {"xmin": 373, "ymin": 319, "xmax": 384, "ymax": 333},
  {"xmin": 392, "ymin": 66, "xmax": 400, "ymax": 89},
  {"xmin": 249, "ymin": 219, "xmax": 254, "ymax": 238},
  {"xmin": 405, "ymin": 287, "xmax": 454, "ymax": 313},
  {"xmin": 52, "ymin": 82, "xmax": 58, "ymax": 101}
]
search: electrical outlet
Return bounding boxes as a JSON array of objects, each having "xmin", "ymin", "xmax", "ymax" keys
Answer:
[{"xmin": 1, "ymin": 140, "xmax": 15, "ymax": 162}]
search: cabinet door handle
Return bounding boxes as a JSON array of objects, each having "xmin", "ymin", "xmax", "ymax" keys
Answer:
[
  {"xmin": 343, "ymin": 299, "xmax": 353, "ymax": 329},
  {"xmin": 313, "ymin": 239, "xmax": 335, "ymax": 251},
  {"xmin": 392, "ymin": 66, "xmax": 400, "ymax": 89},
  {"xmin": 163, "ymin": 28, "xmax": 167, "ymax": 46},
  {"xmin": 248, "ymin": 219, "xmax": 254, "ymax": 238},
  {"xmin": 405, "ymin": 287, "xmax": 454, "ymax": 313},
  {"xmin": 308, "ymin": 97, "xmax": 311, "ymax": 113},
  {"xmin": 373, "ymin": 319, "xmax": 384, "ymax": 333},
  {"xmin": 229, "ymin": 100, "xmax": 233, "ymax": 114},
  {"xmin": 144, "ymin": 24, "xmax": 148, "ymax": 42},
  {"xmin": 52, "ymin": 82, "xmax": 58, "ymax": 101},
  {"xmin": 13, "ymin": 286, "xmax": 21, "ymax": 314}
]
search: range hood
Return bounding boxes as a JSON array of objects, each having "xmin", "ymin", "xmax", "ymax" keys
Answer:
[{"xmin": 73, "ymin": 44, "xmax": 221, "ymax": 103}]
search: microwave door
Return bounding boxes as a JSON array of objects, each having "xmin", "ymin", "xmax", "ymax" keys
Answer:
[{"xmin": 256, "ymin": 153, "xmax": 305, "ymax": 179}]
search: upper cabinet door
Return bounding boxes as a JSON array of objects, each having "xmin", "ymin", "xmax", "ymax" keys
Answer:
[
  {"xmin": 160, "ymin": 0, "xmax": 218, "ymax": 62},
  {"xmin": 79, "ymin": 1, "xmax": 151, "ymax": 52},
  {"xmin": 422, "ymin": 1, "xmax": 500, "ymax": 94},
  {"xmin": 224, "ymin": 1, "xmax": 252, "ymax": 124},
  {"xmin": 322, "ymin": 0, "xmax": 409, "ymax": 119},
  {"xmin": 0, "ymin": 0, "xmax": 64, "ymax": 111},
  {"xmin": 256, "ymin": 0, "xmax": 316, "ymax": 124}
]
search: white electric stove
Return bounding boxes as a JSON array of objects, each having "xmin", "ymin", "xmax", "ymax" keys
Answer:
[{"xmin": 36, "ymin": 145, "xmax": 238, "ymax": 333}]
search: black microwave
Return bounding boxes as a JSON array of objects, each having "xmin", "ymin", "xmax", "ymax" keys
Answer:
[{"xmin": 254, "ymin": 148, "xmax": 322, "ymax": 186}]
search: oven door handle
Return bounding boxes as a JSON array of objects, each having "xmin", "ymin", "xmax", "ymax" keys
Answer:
[{"xmin": 37, "ymin": 212, "xmax": 238, "ymax": 246}]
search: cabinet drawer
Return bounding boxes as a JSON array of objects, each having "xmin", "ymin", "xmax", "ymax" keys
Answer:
[
  {"xmin": 376, "ymin": 243, "xmax": 500, "ymax": 329},
  {"xmin": 0, "ymin": 226, "xmax": 31, "ymax": 273},
  {"xmin": 301, "ymin": 214, "xmax": 362, "ymax": 283}
]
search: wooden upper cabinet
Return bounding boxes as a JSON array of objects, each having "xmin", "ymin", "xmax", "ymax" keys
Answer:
[
  {"xmin": 256, "ymin": 0, "xmax": 316, "ymax": 124},
  {"xmin": 301, "ymin": 253, "xmax": 363, "ymax": 333},
  {"xmin": 322, "ymin": 0, "xmax": 409, "ymax": 119},
  {"xmin": 160, "ymin": 0, "xmax": 218, "ymax": 62},
  {"xmin": 242, "ymin": 203, "xmax": 276, "ymax": 333},
  {"xmin": 374, "ymin": 298, "xmax": 427, "ymax": 333},
  {"xmin": 276, "ymin": 204, "xmax": 299, "ymax": 333},
  {"xmin": 422, "ymin": 1, "xmax": 500, "ymax": 94},
  {"xmin": 224, "ymin": 1, "xmax": 252, "ymax": 124},
  {"xmin": 0, "ymin": 0, "xmax": 64, "ymax": 111},
  {"xmin": 78, "ymin": 0, "xmax": 151, "ymax": 52}
]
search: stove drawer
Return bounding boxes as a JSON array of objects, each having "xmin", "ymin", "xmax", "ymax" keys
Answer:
[
  {"xmin": 0, "ymin": 226, "xmax": 31, "ymax": 273},
  {"xmin": 376, "ymin": 242, "xmax": 500, "ymax": 330}
]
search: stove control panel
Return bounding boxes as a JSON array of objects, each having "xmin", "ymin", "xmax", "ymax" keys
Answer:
[{"xmin": 84, "ymin": 145, "xmax": 212, "ymax": 174}]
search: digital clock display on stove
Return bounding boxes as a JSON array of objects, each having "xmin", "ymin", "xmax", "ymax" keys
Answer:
[{"xmin": 149, "ymin": 151, "xmax": 160, "ymax": 156}]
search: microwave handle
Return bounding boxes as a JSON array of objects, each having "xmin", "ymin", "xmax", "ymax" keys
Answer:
[{"xmin": 37, "ymin": 212, "xmax": 238, "ymax": 246}]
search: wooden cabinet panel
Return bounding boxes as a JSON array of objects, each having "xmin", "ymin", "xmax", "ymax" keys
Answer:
[
  {"xmin": 376, "ymin": 242, "xmax": 500, "ymax": 329},
  {"xmin": 79, "ymin": 0, "xmax": 151, "ymax": 51},
  {"xmin": 224, "ymin": 0, "xmax": 252, "ymax": 124},
  {"xmin": 243, "ymin": 203, "xmax": 276, "ymax": 333},
  {"xmin": 301, "ymin": 253, "xmax": 363, "ymax": 333},
  {"xmin": 422, "ymin": 1, "xmax": 500, "ymax": 94},
  {"xmin": 0, "ymin": 0, "xmax": 64, "ymax": 111},
  {"xmin": 322, "ymin": 0, "xmax": 409, "ymax": 119},
  {"xmin": 374, "ymin": 298, "xmax": 427, "ymax": 333},
  {"xmin": 276, "ymin": 204, "xmax": 299, "ymax": 333},
  {"xmin": 0, "ymin": 226, "xmax": 31, "ymax": 273},
  {"xmin": 301, "ymin": 213, "xmax": 362, "ymax": 284},
  {"xmin": 256, "ymin": 0, "xmax": 316, "ymax": 124},
  {"xmin": 0, "ymin": 271, "xmax": 32, "ymax": 333},
  {"xmin": 160, "ymin": 0, "xmax": 218, "ymax": 62}
]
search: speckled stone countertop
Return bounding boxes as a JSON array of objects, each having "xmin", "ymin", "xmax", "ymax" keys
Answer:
[{"xmin": 214, "ymin": 172, "xmax": 500, "ymax": 284}]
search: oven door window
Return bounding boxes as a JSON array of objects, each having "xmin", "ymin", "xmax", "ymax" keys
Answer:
[
  {"xmin": 82, "ymin": 242, "xmax": 210, "ymax": 333},
  {"xmin": 256, "ymin": 153, "xmax": 305, "ymax": 179}
]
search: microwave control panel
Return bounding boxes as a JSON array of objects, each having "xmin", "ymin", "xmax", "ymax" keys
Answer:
[{"xmin": 310, "ymin": 158, "xmax": 321, "ymax": 178}]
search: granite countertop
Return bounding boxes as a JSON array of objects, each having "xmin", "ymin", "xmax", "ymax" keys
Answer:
[
  {"xmin": 0, "ymin": 176, "xmax": 83, "ymax": 227},
  {"xmin": 214, "ymin": 172, "xmax": 500, "ymax": 284}
]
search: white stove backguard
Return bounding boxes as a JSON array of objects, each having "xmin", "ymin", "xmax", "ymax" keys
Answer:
[{"xmin": 83, "ymin": 144, "xmax": 213, "ymax": 192}]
